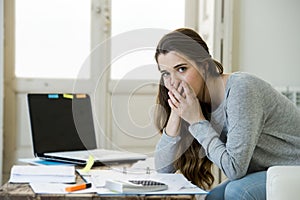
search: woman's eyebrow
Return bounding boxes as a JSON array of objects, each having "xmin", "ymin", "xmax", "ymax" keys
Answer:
[
  {"xmin": 173, "ymin": 63, "xmax": 188, "ymax": 69},
  {"xmin": 158, "ymin": 63, "xmax": 188, "ymax": 72},
  {"xmin": 159, "ymin": 69, "xmax": 167, "ymax": 73}
]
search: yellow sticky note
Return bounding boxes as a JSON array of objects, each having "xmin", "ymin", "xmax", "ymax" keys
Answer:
[
  {"xmin": 80, "ymin": 155, "xmax": 94, "ymax": 173},
  {"xmin": 63, "ymin": 94, "xmax": 73, "ymax": 99}
]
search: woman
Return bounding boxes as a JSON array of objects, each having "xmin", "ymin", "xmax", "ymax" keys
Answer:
[{"xmin": 154, "ymin": 28, "xmax": 300, "ymax": 200}]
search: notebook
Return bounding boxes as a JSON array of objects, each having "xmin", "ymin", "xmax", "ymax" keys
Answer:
[{"xmin": 27, "ymin": 93, "xmax": 147, "ymax": 166}]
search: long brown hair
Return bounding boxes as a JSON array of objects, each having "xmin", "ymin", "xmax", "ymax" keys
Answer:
[{"xmin": 154, "ymin": 28, "xmax": 223, "ymax": 189}]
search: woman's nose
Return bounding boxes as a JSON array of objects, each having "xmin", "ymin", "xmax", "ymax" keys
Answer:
[{"xmin": 170, "ymin": 74, "xmax": 180, "ymax": 89}]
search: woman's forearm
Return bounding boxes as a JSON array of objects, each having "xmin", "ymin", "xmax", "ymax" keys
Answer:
[{"xmin": 165, "ymin": 110, "xmax": 181, "ymax": 137}]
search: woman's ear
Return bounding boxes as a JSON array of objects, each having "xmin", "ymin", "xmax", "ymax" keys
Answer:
[
  {"xmin": 203, "ymin": 61, "xmax": 209, "ymax": 73},
  {"xmin": 199, "ymin": 61, "xmax": 209, "ymax": 79}
]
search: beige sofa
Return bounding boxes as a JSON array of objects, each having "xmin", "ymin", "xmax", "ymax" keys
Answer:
[{"xmin": 267, "ymin": 166, "xmax": 300, "ymax": 200}]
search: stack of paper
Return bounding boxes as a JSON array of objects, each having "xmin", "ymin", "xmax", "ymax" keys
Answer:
[{"xmin": 9, "ymin": 165, "xmax": 76, "ymax": 183}]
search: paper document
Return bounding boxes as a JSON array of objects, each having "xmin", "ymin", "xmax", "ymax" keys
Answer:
[
  {"xmin": 30, "ymin": 183, "xmax": 98, "ymax": 194},
  {"xmin": 80, "ymin": 169, "xmax": 208, "ymax": 195},
  {"xmin": 9, "ymin": 165, "xmax": 76, "ymax": 183}
]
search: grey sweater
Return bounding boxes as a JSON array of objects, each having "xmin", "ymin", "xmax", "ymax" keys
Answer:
[{"xmin": 155, "ymin": 72, "xmax": 300, "ymax": 180}]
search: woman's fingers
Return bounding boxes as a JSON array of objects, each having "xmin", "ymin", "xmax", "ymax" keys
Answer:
[
  {"xmin": 171, "ymin": 88, "xmax": 185, "ymax": 103},
  {"xmin": 177, "ymin": 84, "xmax": 186, "ymax": 98},
  {"xmin": 181, "ymin": 81, "xmax": 196, "ymax": 99},
  {"xmin": 171, "ymin": 81, "xmax": 193, "ymax": 102},
  {"xmin": 168, "ymin": 81, "xmax": 204, "ymax": 124},
  {"xmin": 168, "ymin": 94, "xmax": 182, "ymax": 116},
  {"xmin": 168, "ymin": 99, "xmax": 177, "ymax": 110},
  {"xmin": 168, "ymin": 81, "xmax": 188, "ymax": 108},
  {"xmin": 168, "ymin": 91, "xmax": 180, "ymax": 108}
]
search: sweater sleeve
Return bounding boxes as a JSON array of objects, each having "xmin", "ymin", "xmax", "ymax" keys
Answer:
[
  {"xmin": 189, "ymin": 77, "xmax": 265, "ymax": 180},
  {"xmin": 154, "ymin": 129, "xmax": 181, "ymax": 173}
]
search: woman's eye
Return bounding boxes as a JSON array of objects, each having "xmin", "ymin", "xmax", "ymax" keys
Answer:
[
  {"xmin": 178, "ymin": 67, "xmax": 187, "ymax": 73},
  {"xmin": 161, "ymin": 72, "xmax": 170, "ymax": 78}
]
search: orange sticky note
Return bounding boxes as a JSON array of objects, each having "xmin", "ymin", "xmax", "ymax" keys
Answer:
[{"xmin": 76, "ymin": 94, "xmax": 87, "ymax": 99}]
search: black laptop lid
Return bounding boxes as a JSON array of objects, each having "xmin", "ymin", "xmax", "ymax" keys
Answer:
[{"xmin": 27, "ymin": 93, "xmax": 97, "ymax": 156}]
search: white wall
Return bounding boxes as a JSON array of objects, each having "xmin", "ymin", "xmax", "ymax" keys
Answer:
[
  {"xmin": 0, "ymin": 0, "xmax": 4, "ymax": 185},
  {"xmin": 232, "ymin": 0, "xmax": 300, "ymax": 87}
]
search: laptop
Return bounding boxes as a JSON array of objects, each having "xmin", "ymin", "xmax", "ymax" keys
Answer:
[{"xmin": 27, "ymin": 93, "xmax": 147, "ymax": 166}]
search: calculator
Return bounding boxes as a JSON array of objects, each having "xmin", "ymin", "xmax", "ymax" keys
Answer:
[
  {"xmin": 129, "ymin": 180, "xmax": 168, "ymax": 190},
  {"xmin": 105, "ymin": 179, "xmax": 168, "ymax": 193}
]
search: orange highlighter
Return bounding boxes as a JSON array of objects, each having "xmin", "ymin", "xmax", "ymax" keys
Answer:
[{"xmin": 65, "ymin": 183, "xmax": 92, "ymax": 192}]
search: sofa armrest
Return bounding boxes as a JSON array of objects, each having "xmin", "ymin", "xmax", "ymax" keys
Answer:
[{"xmin": 267, "ymin": 166, "xmax": 300, "ymax": 200}]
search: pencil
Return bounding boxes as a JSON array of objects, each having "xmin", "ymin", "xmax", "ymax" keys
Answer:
[{"xmin": 65, "ymin": 183, "xmax": 92, "ymax": 192}]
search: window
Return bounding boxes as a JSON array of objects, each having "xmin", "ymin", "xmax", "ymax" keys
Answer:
[
  {"xmin": 15, "ymin": 0, "xmax": 187, "ymax": 80},
  {"xmin": 15, "ymin": 0, "xmax": 91, "ymax": 79},
  {"xmin": 110, "ymin": 0, "xmax": 185, "ymax": 80}
]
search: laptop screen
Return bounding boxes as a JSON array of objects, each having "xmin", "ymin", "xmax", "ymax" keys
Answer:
[{"xmin": 27, "ymin": 94, "xmax": 97, "ymax": 156}]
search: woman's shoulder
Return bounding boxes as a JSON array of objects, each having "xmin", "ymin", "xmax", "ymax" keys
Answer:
[
  {"xmin": 225, "ymin": 72, "xmax": 276, "ymax": 102},
  {"xmin": 227, "ymin": 72, "xmax": 270, "ymax": 90},
  {"xmin": 228, "ymin": 71, "xmax": 263, "ymax": 83}
]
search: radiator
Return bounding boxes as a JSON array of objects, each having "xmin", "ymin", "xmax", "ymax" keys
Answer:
[{"xmin": 275, "ymin": 86, "xmax": 300, "ymax": 108}]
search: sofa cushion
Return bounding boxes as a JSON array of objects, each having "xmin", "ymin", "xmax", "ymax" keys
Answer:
[{"xmin": 267, "ymin": 166, "xmax": 300, "ymax": 200}]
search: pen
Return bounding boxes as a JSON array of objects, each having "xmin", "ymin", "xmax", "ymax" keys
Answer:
[
  {"xmin": 76, "ymin": 169, "xmax": 88, "ymax": 183},
  {"xmin": 65, "ymin": 183, "xmax": 92, "ymax": 192}
]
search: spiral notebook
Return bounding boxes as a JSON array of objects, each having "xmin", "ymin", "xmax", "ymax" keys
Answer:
[{"xmin": 27, "ymin": 93, "xmax": 147, "ymax": 166}]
